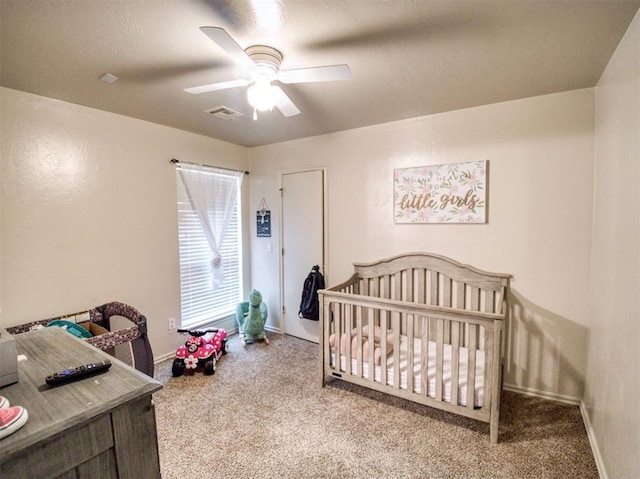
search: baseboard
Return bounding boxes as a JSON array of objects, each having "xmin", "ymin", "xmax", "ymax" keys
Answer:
[
  {"xmin": 580, "ymin": 401, "xmax": 607, "ymax": 479},
  {"xmin": 154, "ymin": 350, "xmax": 176, "ymax": 363},
  {"xmin": 503, "ymin": 383, "xmax": 581, "ymax": 406}
]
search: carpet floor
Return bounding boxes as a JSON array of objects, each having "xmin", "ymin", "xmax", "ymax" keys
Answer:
[{"xmin": 153, "ymin": 333, "xmax": 598, "ymax": 479}]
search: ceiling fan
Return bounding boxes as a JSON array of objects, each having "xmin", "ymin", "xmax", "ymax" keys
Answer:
[{"xmin": 184, "ymin": 27, "xmax": 351, "ymax": 120}]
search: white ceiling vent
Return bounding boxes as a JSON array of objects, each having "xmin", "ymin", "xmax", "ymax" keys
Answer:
[{"xmin": 205, "ymin": 106, "xmax": 244, "ymax": 120}]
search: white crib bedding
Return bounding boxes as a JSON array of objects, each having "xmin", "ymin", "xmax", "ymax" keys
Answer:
[{"xmin": 332, "ymin": 336, "xmax": 485, "ymax": 407}]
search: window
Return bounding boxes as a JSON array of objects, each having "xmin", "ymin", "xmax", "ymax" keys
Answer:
[{"xmin": 176, "ymin": 164, "xmax": 244, "ymax": 328}]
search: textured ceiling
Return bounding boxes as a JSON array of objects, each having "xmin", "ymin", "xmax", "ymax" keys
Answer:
[{"xmin": 1, "ymin": 0, "xmax": 639, "ymax": 147}]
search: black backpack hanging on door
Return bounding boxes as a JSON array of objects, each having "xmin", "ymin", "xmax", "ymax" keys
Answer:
[{"xmin": 298, "ymin": 265, "xmax": 325, "ymax": 321}]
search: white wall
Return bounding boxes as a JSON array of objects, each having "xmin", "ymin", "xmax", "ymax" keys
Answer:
[
  {"xmin": 588, "ymin": 10, "xmax": 640, "ymax": 479},
  {"xmin": 249, "ymin": 88, "xmax": 595, "ymax": 401},
  {"xmin": 0, "ymin": 87, "xmax": 249, "ymax": 358}
]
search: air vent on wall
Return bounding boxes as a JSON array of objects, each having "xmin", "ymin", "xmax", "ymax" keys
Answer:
[{"xmin": 205, "ymin": 106, "xmax": 244, "ymax": 120}]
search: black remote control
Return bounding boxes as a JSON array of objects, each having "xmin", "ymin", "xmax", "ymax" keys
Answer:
[{"xmin": 46, "ymin": 359, "xmax": 112, "ymax": 386}]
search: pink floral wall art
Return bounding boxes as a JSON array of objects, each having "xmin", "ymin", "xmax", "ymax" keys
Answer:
[{"xmin": 394, "ymin": 160, "xmax": 487, "ymax": 223}]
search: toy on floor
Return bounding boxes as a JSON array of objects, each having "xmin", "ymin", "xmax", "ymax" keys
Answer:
[
  {"xmin": 172, "ymin": 328, "xmax": 228, "ymax": 377},
  {"xmin": 235, "ymin": 289, "xmax": 269, "ymax": 346}
]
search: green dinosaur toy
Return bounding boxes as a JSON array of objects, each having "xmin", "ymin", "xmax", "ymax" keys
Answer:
[{"xmin": 235, "ymin": 289, "xmax": 269, "ymax": 345}]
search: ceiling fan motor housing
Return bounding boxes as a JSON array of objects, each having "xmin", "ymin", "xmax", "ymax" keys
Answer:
[{"xmin": 245, "ymin": 45, "xmax": 283, "ymax": 77}]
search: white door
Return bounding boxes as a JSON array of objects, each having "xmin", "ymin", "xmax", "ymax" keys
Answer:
[{"xmin": 281, "ymin": 169, "xmax": 325, "ymax": 343}]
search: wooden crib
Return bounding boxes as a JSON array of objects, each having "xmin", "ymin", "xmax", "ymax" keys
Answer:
[{"xmin": 319, "ymin": 252, "xmax": 511, "ymax": 443}]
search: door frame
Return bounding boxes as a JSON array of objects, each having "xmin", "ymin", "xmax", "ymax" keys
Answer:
[{"xmin": 278, "ymin": 166, "xmax": 329, "ymax": 335}]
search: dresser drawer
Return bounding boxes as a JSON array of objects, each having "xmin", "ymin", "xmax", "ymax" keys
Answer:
[{"xmin": 1, "ymin": 414, "xmax": 113, "ymax": 479}]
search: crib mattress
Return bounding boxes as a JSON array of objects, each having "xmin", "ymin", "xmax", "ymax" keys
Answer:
[{"xmin": 332, "ymin": 336, "xmax": 485, "ymax": 407}]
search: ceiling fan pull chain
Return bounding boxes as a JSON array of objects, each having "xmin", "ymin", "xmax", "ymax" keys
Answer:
[{"xmin": 253, "ymin": 108, "xmax": 258, "ymax": 121}]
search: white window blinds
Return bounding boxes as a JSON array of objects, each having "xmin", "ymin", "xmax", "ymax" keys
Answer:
[{"xmin": 176, "ymin": 163, "xmax": 244, "ymax": 328}]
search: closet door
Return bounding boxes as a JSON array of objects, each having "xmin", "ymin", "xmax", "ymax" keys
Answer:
[{"xmin": 280, "ymin": 168, "xmax": 325, "ymax": 343}]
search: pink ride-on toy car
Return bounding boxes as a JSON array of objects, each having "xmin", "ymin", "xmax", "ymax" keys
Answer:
[{"xmin": 172, "ymin": 328, "xmax": 228, "ymax": 377}]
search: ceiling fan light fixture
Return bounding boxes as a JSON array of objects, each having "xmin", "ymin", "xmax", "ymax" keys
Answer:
[
  {"xmin": 188, "ymin": 28, "xmax": 348, "ymax": 120},
  {"xmin": 247, "ymin": 76, "xmax": 277, "ymax": 112}
]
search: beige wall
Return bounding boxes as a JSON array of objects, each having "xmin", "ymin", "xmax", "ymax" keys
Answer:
[
  {"xmin": 588, "ymin": 10, "xmax": 640, "ymax": 479},
  {"xmin": 1, "ymin": 85, "xmax": 598, "ymax": 402},
  {"xmin": 249, "ymin": 88, "xmax": 595, "ymax": 401},
  {"xmin": 0, "ymin": 87, "xmax": 249, "ymax": 357},
  {"xmin": 2, "ymin": 20, "xmax": 636, "ymax": 472}
]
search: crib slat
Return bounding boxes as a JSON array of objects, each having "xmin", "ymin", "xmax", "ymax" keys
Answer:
[
  {"xmin": 456, "ymin": 281, "xmax": 466, "ymax": 309},
  {"xmin": 379, "ymin": 273, "xmax": 398, "ymax": 346},
  {"xmin": 420, "ymin": 316, "xmax": 429, "ymax": 397},
  {"xmin": 370, "ymin": 277, "xmax": 382, "ymax": 330},
  {"xmin": 451, "ymin": 322, "xmax": 461, "ymax": 405},
  {"xmin": 483, "ymin": 325, "xmax": 494, "ymax": 411},
  {"xmin": 416, "ymin": 269, "xmax": 426, "ymax": 303},
  {"xmin": 381, "ymin": 301, "xmax": 390, "ymax": 344},
  {"xmin": 334, "ymin": 303, "xmax": 341, "ymax": 371},
  {"xmin": 429, "ymin": 271, "xmax": 440, "ymax": 339},
  {"xmin": 382, "ymin": 274, "xmax": 391, "ymax": 299},
  {"xmin": 424, "ymin": 314, "xmax": 431, "ymax": 396},
  {"xmin": 435, "ymin": 318, "xmax": 444, "ymax": 401},
  {"xmin": 393, "ymin": 311, "xmax": 401, "ymax": 389},
  {"xmin": 356, "ymin": 305, "xmax": 363, "ymax": 378},
  {"xmin": 345, "ymin": 303, "xmax": 352, "ymax": 375},
  {"xmin": 413, "ymin": 270, "xmax": 425, "ymax": 336},
  {"xmin": 392, "ymin": 272, "xmax": 401, "ymax": 306},
  {"xmin": 443, "ymin": 275, "xmax": 452, "ymax": 307},
  {"xmin": 443, "ymin": 276, "xmax": 452, "ymax": 343},
  {"xmin": 360, "ymin": 277, "xmax": 369, "ymax": 296},
  {"xmin": 485, "ymin": 290, "xmax": 495, "ymax": 314},
  {"xmin": 407, "ymin": 315, "xmax": 415, "ymax": 393},
  {"xmin": 456, "ymin": 282, "xmax": 466, "ymax": 346},
  {"xmin": 368, "ymin": 309, "xmax": 375, "ymax": 383},
  {"xmin": 381, "ymin": 313, "xmax": 388, "ymax": 386},
  {"xmin": 405, "ymin": 269, "xmax": 414, "ymax": 302},
  {"xmin": 325, "ymin": 302, "xmax": 332, "ymax": 373},
  {"xmin": 495, "ymin": 289, "xmax": 504, "ymax": 315},
  {"xmin": 490, "ymin": 322, "xmax": 503, "ymax": 444},
  {"xmin": 467, "ymin": 324, "xmax": 478, "ymax": 409},
  {"xmin": 393, "ymin": 271, "xmax": 412, "ymax": 338},
  {"xmin": 470, "ymin": 286, "xmax": 480, "ymax": 311},
  {"xmin": 429, "ymin": 271, "xmax": 439, "ymax": 306}
]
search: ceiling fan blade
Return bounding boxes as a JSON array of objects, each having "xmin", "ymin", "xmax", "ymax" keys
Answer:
[
  {"xmin": 272, "ymin": 87, "xmax": 300, "ymax": 117},
  {"xmin": 199, "ymin": 26, "xmax": 256, "ymax": 70},
  {"xmin": 277, "ymin": 64, "xmax": 351, "ymax": 84},
  {"xmin": 184, "ymin": 78, "xmax": 251, "ymax": 95}
]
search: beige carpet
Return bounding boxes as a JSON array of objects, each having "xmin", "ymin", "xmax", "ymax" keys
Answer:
[{"xmin": 153, "ymin": 333, "xmax": 598, "ymax": 479}]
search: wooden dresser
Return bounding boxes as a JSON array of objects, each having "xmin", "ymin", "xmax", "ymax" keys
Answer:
[{"xmin": 0, "ymin": 327, "xmax": 162, "ymax": 478}]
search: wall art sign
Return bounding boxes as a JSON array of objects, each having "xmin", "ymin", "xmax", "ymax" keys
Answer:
[
  {"xmin": 256, "ymin": 210, "xmax": 271, "ymax": 237},
  {"xmin": 257, "ymin": 198, "xmax": 271, "ymax": 237},
  {"xmin": 393, "ymin": 160, "xmax": 487, "ymax": 223}
]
